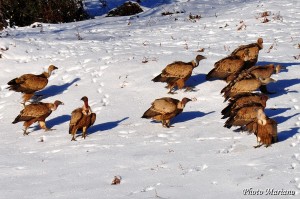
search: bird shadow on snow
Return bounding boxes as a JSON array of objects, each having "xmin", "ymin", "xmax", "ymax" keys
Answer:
[
  {"xmin": 172, "ymin": 111, "xmax": 214, "ymax": 124},
  {"xmin": 272, "ymin": 113, "xmax": 300, "ymax": 124},
  {"xmin": 186, "ymin": 73, "xmax": 207, "ymax": 88},
  {"xmin": 33, "ymin": 115, "xmax": 71, "ymax": 131},
  {"xmin": 266, "ymin": 78, "xmax": 300, "ymax": 98},
  {"xmin": 35, "ymin": 78, "xmax": 80, "ymax": 100},
  {"xmin": 278, "ymin": 127, "xmax": 299, "ymax": 143},
  {"xmin": 88, "ymin": 117, "xmax": 129, "ymax": 134},
  {"xmin": 265, "ymin": 107, "xmax": 291, "ymax": 117}
]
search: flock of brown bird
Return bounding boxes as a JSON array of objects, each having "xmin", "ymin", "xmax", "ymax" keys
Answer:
[
  {"xmin": 142, "ymin": 54, "xmax": 206, "ymax": 127},
  {"xmin": 7, "ymin": 37, "xmax": 280, "ymax": 147},
  {"xmin": 206, "ymin": 38, "xmax": 280, "ymax": 148},
  {"xmin": 7, "ymin": 66, "xmax": 96, "ymax": 141}
]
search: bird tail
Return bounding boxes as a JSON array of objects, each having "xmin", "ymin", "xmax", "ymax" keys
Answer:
[
  {"xmin": 7, "ymin": 78, "xmax": 17, "ymax": 85},
  {"xmin": 12, "ymin": 115, "xmax": 21, "ymax": 124},
  {"xmin": 206, "ymin": 69, "xmax": 216, "ymax": 80},
  {"xmin": 221, "ymin": 103, "xmax": 233, "ymax": 119},
  {"xmin": 224, "ymin": 116, "xmax": 234, "ymax": 129},
  {"xmin": 142, "ymin": 109, "xmax": 158, "ymax": 119},
  {"xmin": 152, "ymin": 74, "xmax": 170, "ymax": 82}
]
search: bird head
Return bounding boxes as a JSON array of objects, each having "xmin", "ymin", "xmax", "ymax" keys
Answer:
[
  {"xmin": 257, "ymin": 38, "xmax": 263, "ymax": 49},
  {"xmin": 47, "ymin": 65, "xmax": 58, "ymax": 76},
  {"xmin": 54, "ymin": 100, "xmax": 64, "ymax": 106},
  {"xmin": 181, "ymin": 97, "xmax": 192, "ymax": 105},
  {"xmin": 194, "ymin": 55, "xmax": 207, "ymax": 67},
  {"xmin": 81, "ymin": 96, "xmax": 88, "ymax": 102},
  {"xmin": 48, "ymin": 65, "xmax": 58, "ymax": 71}
]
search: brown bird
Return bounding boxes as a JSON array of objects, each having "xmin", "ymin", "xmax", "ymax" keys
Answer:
[
  {"xmin": 12, "ymin": 100, "xmax": 64, "ymax": 135},
  {"xmin": 206, "ymin": 55, "xmax": 248, "ymax": 82},
  {"xmin": 245, "ymin": 109, "xmax": 278, "ymax": 148},
  {"xmin": 7, "ymin": 65, "xmax": 58, "ymax": 106},
  {"xmin": 69, "ymin": 96, "xmax": 96, "ymax": 141},
  {"xmin": 221, "ymin": 93, "xmax": 269, "ymax": 119},
  {"xmin": 224, "ymin": 103, "xmax": 264, "ymax": 129},
  {"xmin": 230, "ymin": 38, "xmax": 263, "ymax": 66},
  {"xmin": 152, "ymin": 55, "xmax": 206, "ymax": 93},
  {"xmin": 142, "ymin": 97, "xmax": 191, "ymax": 127},
  {"xmin": 221, "ymin": 71, "xmax": 276, "ymax": 101},
  {"xmin": 244, "ymin": 64, "xmax": 281, "ymax": 94}
]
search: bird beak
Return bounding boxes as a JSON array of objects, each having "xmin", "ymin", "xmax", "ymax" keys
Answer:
[
  {"xmin": 54, "ymin": 66, "xmax": 58, "ymax": 70},
  {"xmin": 60, "ymin": 102, "xmax": 64, "ymax": 105}
]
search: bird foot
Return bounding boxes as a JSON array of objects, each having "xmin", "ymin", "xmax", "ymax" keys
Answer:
[
  {"xmin": 168, "ymin": 91, "xmax": 177, "ymax": 95},
  {"xmin": 82, "ymin": 135, "xmax": 87, "ymax": 139},
  {"xmin": 45, "ymin": 128, "xmax": 55, "ymax": 132},
  {"xmin": 23, "ymin": 130, "xmax": 29, "ymax": 136},
  {"xmin": 184, "ymin": 87, "xmax": 196, "ymax": 92},
  {"xmin": 71, "ymin": 137, "xmax": 77, "ymax": 141},
  {"xmin": 253, "ymin": 144, "xmax": 263, "ymax": 148}
]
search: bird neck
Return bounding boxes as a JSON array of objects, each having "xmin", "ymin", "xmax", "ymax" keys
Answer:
[
  {"xmin": 191, "ymin": 60, "xmax": 198, "ymax": 68},
  {"xmin": 50, "ymin": 103, "xmax": 58, "ymax": 111},
  {"xmin": 82, "ymin": 102, "xmax": 91, "ymax": 115},
  {"xmin": 42, "ymin": 71, "xmax": 51, "ymax": 78},
  {"xmin": 177, "ymin": 102, "xmax": 185, "ymax": 109}
]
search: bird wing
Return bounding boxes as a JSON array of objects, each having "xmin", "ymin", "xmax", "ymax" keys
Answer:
[
  {"xmin": 89, "ymin": 113, "xmax": 96, "ymax": 126},
  {"xmin": 70, "ymin": 108, "xmax": 84, "ymax": 126},
  {"xmin": 21, "ymin": 75, "xmax": 48, "ymax": 92},
  {"xmin": 230, "ymin": 79, "xmax": 261, "ymax": 93},
  {"xmin": 245, "ymin": 121, "xmax": 258, "ymax": 134},
  {"xmin": 152, "ymin": 98, "xmax": 178, "ymax": 114},
  {"xmin": 162, "ymin": 63, "xmax": 193, "ymax": 78},
  {"xmin": 21, "ymin": 103, "xmax": 51, "ymax": 119}
]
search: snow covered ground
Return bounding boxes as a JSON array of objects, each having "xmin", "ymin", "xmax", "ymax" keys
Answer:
[{"xmin": 0, "ymin": 0, "xmax": 300, "ymax": 198}]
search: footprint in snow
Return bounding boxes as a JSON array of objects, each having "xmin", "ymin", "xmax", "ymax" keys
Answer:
[{"xmin": 101, "ymin": 94, "xmax": 109, "ymax": 106}]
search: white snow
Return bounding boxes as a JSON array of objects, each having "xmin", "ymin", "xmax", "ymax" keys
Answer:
[{"xmin": 0, "ymin": 0, "xmax": 300, "ymax": 198}]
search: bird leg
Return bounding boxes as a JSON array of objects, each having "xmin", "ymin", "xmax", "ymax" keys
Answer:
[
  {"xmin": 71, "ymin": 129, "xmax": 77, "ymax": 141},
  {"xmin": 254, "ymin": 144, "xmax": 263, "ymax": 148},
  {"xmin": 22, "ymin": 93, "xmax": 34, "ymax": 105},
  {"xmin": 82, "ymin": 127, "xmax": 87, "ymax": 139},
  {"xmin": 167, "ymin": 82, "xmax": 177, "ymax": 94},
  {"xmin": 165, "ymin": 120, "xmax": 171, "ymax": 128},
  {"xmin": 184, "ymin": 86, "xmax": 197, "ymax": 92},
  {"xmin": 23, "ymin": 128, "xmax": 29, "ymax": 136},
  {"xmin": 39, "ymin": 121, "xmax": 54, "ymax": 131}
]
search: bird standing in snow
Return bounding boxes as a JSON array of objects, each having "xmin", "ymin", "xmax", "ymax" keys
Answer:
[
  {"xmin": 69, "ymin": 96, "xmax": 96, "ymax": 141},
  {"xmin": 152, "ymin": 55, "xmax": 206, "ymax": 94},
  {"xmin": 245, "ymin": 109, "xmax": 278, "ymax": 148},
  {"xmin": 12, "ymin": 100, "xmax": 64, "ymax": 135},
  {"xmin": 7, "ymin": 65, "xmax": 58, "ymax": 106},
  {"xmin": 142, "ymin": 97, "xmax": 191, "ymax": 127}
]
